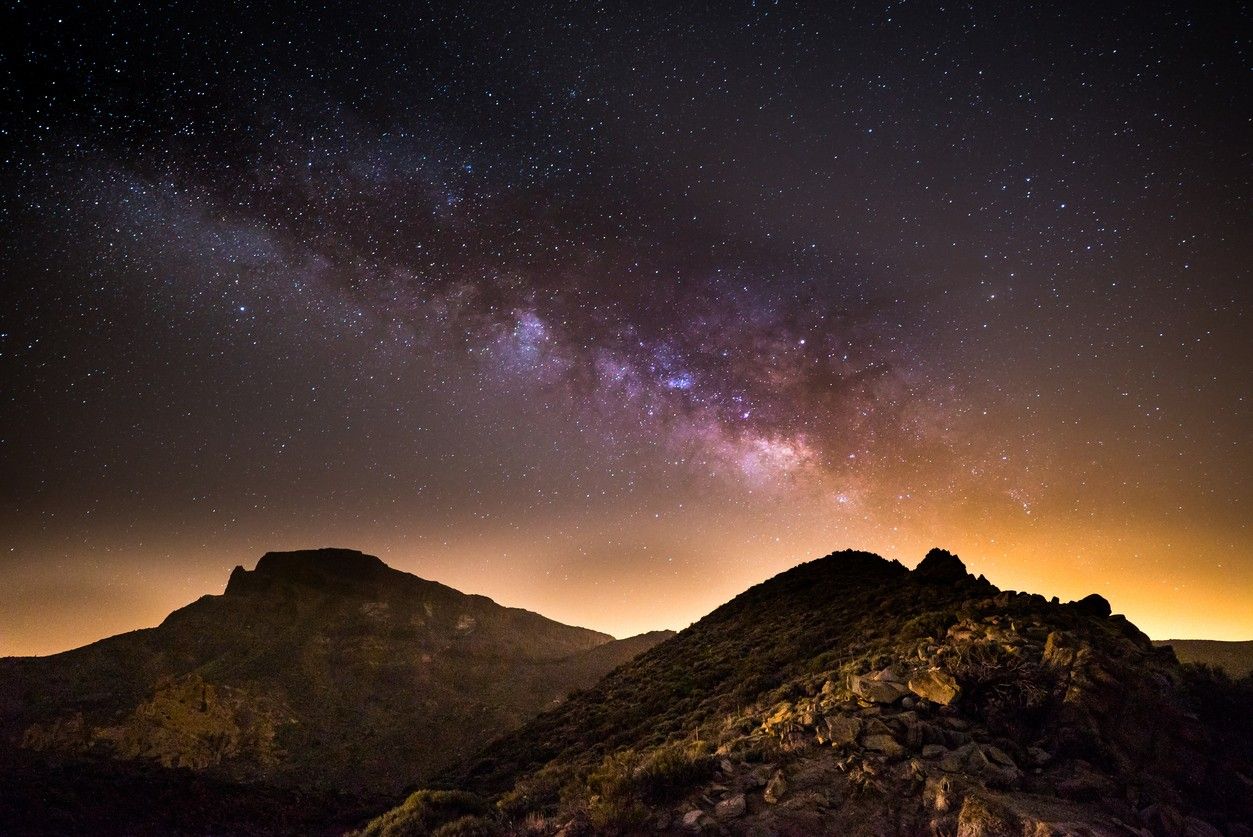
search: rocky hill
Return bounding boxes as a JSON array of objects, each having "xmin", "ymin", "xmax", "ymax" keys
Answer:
[
  {"xmin": 1153, "ymin": 640, "xmax": 1253, "ymax": 679},
  {"xmin": 361, "ymin": 549, "xmax": 1253, "ymax": 836},
  {"xmin": 0, "ymin": 549, "xmax": 673, "ymax": 800}
]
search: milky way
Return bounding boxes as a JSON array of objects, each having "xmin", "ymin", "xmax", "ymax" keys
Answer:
[{"xmin": 1, "ymin": 1, "xmax": 1249, "ymax": 653}]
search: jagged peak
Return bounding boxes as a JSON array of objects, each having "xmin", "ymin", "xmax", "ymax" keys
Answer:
[{"xmin": 911, "ymin": 547, "xmax": 969, "ymax": 583}]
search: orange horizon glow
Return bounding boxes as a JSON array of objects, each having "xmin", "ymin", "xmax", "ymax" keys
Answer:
[{"xmin": 5, "ymin": 510, "xmax": 1250, "ymax": 658}]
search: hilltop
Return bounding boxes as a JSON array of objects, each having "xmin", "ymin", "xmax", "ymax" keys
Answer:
[{"xmin": 363, "ymin": 549, "xmax": 1253, "ymax": 836}]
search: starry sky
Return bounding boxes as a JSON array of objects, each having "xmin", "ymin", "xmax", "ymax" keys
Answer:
[{"xmin": 2, "ymin": 1, "xmax": 1249, "ymax": 656}]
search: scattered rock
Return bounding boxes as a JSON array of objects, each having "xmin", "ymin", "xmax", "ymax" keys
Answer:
[
  {"xmin": 681, "ymin": 809, "xmax": 705, "ymax": 830},
  {"xmin": 743, "ymin": 765, "xmax": 771, "ymax": 789},
  {"xmin": 763, "ymin": 769, "xmax": 788, "ymax": 804},
  {"xmin": 1026, "ymin": 746, "xmax": 1052, "ymax": 766},
  {"xmin": 862, "ymin": 733, "xmax": 905, "ymax": 758}
]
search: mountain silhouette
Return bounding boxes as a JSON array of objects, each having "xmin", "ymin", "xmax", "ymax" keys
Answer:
[{"xmin": 0, "ymin": 548, "xmax": 673, "ymax": 798}]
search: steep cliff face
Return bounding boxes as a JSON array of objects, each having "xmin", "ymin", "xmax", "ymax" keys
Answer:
[
  {"xmin": 362, "ymin": 549, "xmax": 1252, "ymax": 836},
  {"xmin": 0, "ymin": 549, "xmax": 671, "ymax": 796}
]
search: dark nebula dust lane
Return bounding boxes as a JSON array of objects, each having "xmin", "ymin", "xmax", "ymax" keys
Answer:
[{"xmin": 1, "ymin": 1, "xmax": 1249, "ymax": 654}]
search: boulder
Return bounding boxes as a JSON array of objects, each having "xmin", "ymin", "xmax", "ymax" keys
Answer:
[
  {"xmin": 908, "ymin": 669, "xmax": 961, "ymax": 705},
  {"xmin": 1071, "ymin": 594, "xmax": 1112, "ymax": 618},
  {"xmin": 715, "ymin": 794, "xmax": 746, "ymax": 819},
  {"xmin": 850, "ymin": 674, "xmax": 910, "ymax": 704},
  {"xmin": 818, "ymin": 715, "xmax": 862, "ymax": 747}
]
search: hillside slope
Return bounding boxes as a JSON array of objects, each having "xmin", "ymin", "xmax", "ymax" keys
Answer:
[
  {"xmin": 0, "ymin": 548, "xmax": 672, "ymax": 797},
  {"xmin": 364, "ymin": 549, "xmax": 1253, "ymax": 836}
]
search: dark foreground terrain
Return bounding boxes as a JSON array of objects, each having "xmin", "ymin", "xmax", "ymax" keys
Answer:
[{"xmin": 3, "ymin": 548, "xmax": 1250, "ymax": 836}]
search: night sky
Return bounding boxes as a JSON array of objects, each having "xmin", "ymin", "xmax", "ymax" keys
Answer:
[{"xmin": 2, "ymin": 1, "xmax": 1249, "ymax": 656}]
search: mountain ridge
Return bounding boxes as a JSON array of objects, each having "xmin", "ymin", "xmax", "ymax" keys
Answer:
[
  {"xmin": 361, "ymin": 547, "xmax": 1252, "ymax": 836},
  {"xmin": 0, "ymin": 548, "xmax": 674, "ymax": 798}
]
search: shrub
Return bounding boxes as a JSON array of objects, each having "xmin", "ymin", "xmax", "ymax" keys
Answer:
[
  {"xmin": 358, "ymin": 789, "xmax": 489, "ymax": 837},
  {"xmin": 431, "ymin": 816, "xmax": 497, "ymax": 837},
  {"xmin": 633, "ymin": 738, "xmax": 715, "ymax": 802},
  {"xmin": 578, "ymin": 738, "xmax": 715, "ymax": 831},
  {"xmin": 497, "ymin": 762, "xmax": 571, "ymax": 819},
  {"xmin": 945, "ymin": 641, "xmax": 1055, "ymax": 734},
  {"xmin": 899, "ymin": 610, "xmax": 957, "ymax": 642}
]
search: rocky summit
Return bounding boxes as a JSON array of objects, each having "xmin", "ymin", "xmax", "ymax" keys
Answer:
[
  {"xmin": 0, "ymin": 549, "xmax": 672, "ymax": 801},
  {"xmin": 361, "ymin": 548, "xmax": 1252, "ymax": 836}
]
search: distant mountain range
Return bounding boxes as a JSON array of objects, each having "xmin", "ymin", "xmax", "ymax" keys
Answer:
[
  {"xmin": 0, "ymin": 549, "xmax": 672, "ymax": 799},
  {"xmin": 1152, "ymin": 639, "xmax": 1253, "ymax": 679},
  {"xmin": 2, "ymin": 547, "xmax": 1249, "ymax": 836}
]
